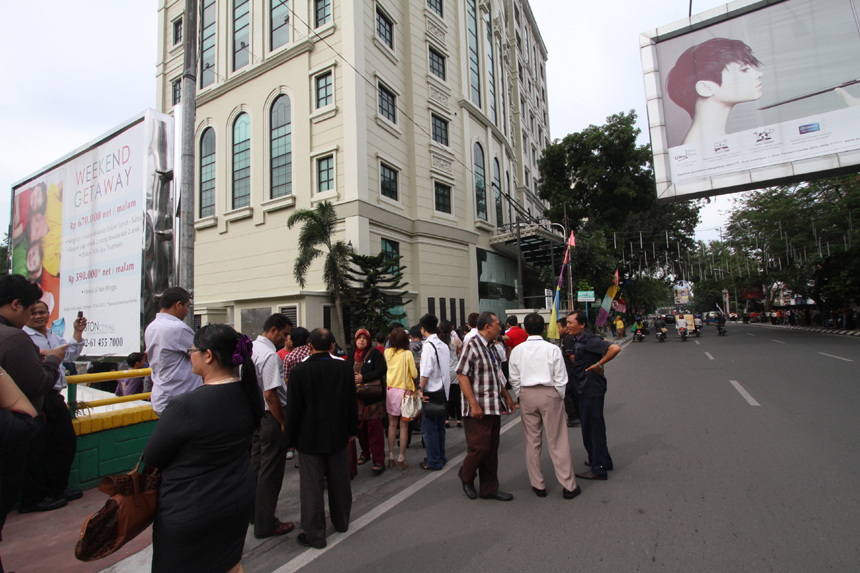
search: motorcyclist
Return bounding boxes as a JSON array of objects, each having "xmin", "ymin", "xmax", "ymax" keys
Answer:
[
  {"xmin": 676, "ymin": 315, "xmax": 688, "ymax": 337},
  {"xmin": 694, "ymin": 315, "xmax": 702, "ymax": 333},
  {"xmin": 716, "ymin": 313, "xmax": 727, "ymax": 332},
  {"xmin": 654, "ymin": 316, "xmax": 667, "ymax": 339}
]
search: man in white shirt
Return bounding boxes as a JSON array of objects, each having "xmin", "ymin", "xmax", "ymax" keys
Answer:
[
  {"xmin": 144, "ymin": 287, "xmax": 202, "ymax": 415},
  {"xmin": 675, "ymin": 315, "xmax": 688, "ymax": 337},
  {"xmin": 21, "ymin": 301, "xmax": 87, "ymax": 512},
  {"xmin": 417, "ymin": 314, "xmax": 451, "ymax": 471},
  {"xmin": 509, "ymin": 313, "xmax": 580, "ymax": 500},
  {"xmin": 250, "ymin": 313, "xmax": 294, "ymax": 539},
  {"xmin": 462, "ymin": 312, "xmax": 480, "ymax": 344}
]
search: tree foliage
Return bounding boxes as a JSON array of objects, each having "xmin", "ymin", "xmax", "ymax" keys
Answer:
[
  {"xmin": 347, "ymin": 252, "xmax": 411, "ymax": 338},
  {"xmin": 287, "ymin": 201, "xmax": 351, "ymax": 344},
  {"xmin": 536, "ymin": 110, "xmax": 702, "ymax": 318}
]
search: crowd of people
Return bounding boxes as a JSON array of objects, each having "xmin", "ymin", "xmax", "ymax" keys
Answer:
[{"xmin": 0, "ymin": 275, "xmax": 625, "ymax": 573}]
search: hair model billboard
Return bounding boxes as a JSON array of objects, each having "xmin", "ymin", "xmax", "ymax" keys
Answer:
[{"xmin": 641, "ymin": 0, "xmax": 860, "ymax": 202}]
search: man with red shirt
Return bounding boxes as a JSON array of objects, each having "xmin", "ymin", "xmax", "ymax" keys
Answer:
[{"xmin": 504, "ymin": 315, "xmax": 528, "ymax": 356}]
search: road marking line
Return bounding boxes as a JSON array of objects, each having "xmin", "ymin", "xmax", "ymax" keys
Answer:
[
  {"xmin": 771, "ymin": 339, "xmax": 786, "ymax": 344},
  {"xmin": 730, "ymin": 380, "xmax": 761, "ymax": 406},
  {"xmin": 818, "ymin": 352, "xmax": 854, "ymax": 362},
  {"xmin": 705, "ymin": 352, "xmax": 715, "ymax": 360},
  {"xmin": 274, "ymin": 417, "xmax": 523, "ymax": 573},
  {"xmin": 695, "ymin": 340, "xmax": 700, "ymax": 345},
  {"xmin": 747, "ymin": 333, "xmax": 756, "ymax": 336}
]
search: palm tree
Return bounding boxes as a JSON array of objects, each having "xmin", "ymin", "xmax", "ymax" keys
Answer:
[{"xmin": 287, "ymin": 201, "xmax": 351, "ymax": 346}]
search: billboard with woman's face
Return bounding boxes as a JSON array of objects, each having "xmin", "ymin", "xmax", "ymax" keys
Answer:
[{"xmin": 641, "ymin": 0, "xmax": 860, "ymax": 202}]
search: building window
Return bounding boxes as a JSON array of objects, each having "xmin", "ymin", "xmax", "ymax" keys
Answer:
[
  {"xmin": 450, "ymin": 298, "xmax": 457, "ymax": 325},
  {"xmin": 538, "ymin": 127, "xmax": 543, "ymax": 147},
  {"xmin": 171, "ymin": 78, "xmax": 182, "ymax": 106},
  {"xmin": 271, "ymin": 95, "xmax": 292, "ymax": 199},
  {"xmin": 520, "ymin": 97, "xmax": 525, "ymax": 116},
  {"xmin": 381, "ymin": 238, "xmax": 400, "ymax": 270},
  {"xmin": 466, "ymin": 0, "xmax": 481, "ymax": 107},
  {"xmin": 431, "ymin": 114, "xmax": 448, "ymax": 146},
  {"xmin": 429, "ymin": 47, "xmax": 446, "ymax": 80},
  {"xmin": 439, "ymin": 298, "xmax": 446, "ymax": 321},
  {"xmin": 493, "ymin": 158, "xmax": 503, "ymax": 227},
  {"xmin": 317, "ymin": 155, "xmax": 334, "ymax": 193},
  {"xmin": 514, "ymin": 5, "xmax": 520, "ymax": 25},
  {"xmin": 315, "ymin": 71, "xmax": 333, "ymax": 108},
  {"xmin": 523, "ymin": 133, "xmax": 528, "ymax": 151},
  {"xmin": 315, "ymin": 0, "xmax": 332, "ymax": 27},
  {"xmin": 173, "ymin": 18, "xmax": 183, "ymax": 45},
  {"xmin": 233, "ymin": 0, "xmax": 250, "ymax": 71},
  {"xmin": 460, "ymin": 299, "xmax": 466, "ymax": 327},
  {"xmin": 506, "ymin": 170, "xmax": 512, "ymax": 222},
  {"xmin": 376, "ymin": 7, "xmax": 394, "ymax": 50},
  {"xmin": 499, "ymin": 41, "xmax": 507, "ymax": 134},
  {"xmin": 199, "ymin": 128, "xmax": 216, "ymax": 218},
  {"xmin": 530, "ymin": 113, "xmax": 535, "ymax": 132},
  {"xmin": 427, "ymin": 0, "xmax": 443, "ymax": 17},
  {"xmin": 524, "ymin": 168, "xmax": 530, "ymax": 188},
  {"xmin": 232, "ymin": 113, "xmax": 251, "ymax": 209},
  {"xmin": 200, "ymin": 0, "xmax": 217, "ymax": 88},
  {"xmin": 435, "ymin": 182, "xmax": 451, "ymax": 214},
  {"xmin": 378, "ymin": 83, "xmax": 396, "ymax": 123},
  {"xmin": 380, "ymin": 163, "xmax": 398, "ymax": 201},
  {"xmin": 428, "ymin": 297, "xmax": 436, "ymax": 316},
  {"xmin": 271, "ymin": 0, "xmax": 290, "ymax": 50},
  {"xmin": 485, "ymin": 10, "xmax": 497, "ymax": 125},
  {"xmin": 516, "ymin": 32, "xmax": 522, "ymax": 53},
  {"xmin": 474, "ymin": 143, "xmax": 487, "ymax": 221}
]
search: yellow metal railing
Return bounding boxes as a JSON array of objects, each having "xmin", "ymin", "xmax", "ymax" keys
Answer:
[{"xmin": 66, "ymin": 368, "xmax": 152, "ymax": 419}]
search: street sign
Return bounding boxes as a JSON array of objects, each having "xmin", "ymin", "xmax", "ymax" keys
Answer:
[
  {"xmin": 577, "ymin": 290, "xmax": 595, "ymax": 302},
  {"xmin": 545, "ymin": 289, "xmax": 553, "ymax": 310}
]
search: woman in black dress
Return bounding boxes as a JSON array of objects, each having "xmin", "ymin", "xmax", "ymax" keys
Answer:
[{"xmin": 143, "ymin": 324, "xmax": 263, "ymax": 573}]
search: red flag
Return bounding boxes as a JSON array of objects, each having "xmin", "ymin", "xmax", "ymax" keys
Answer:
[
  {"xmin": 613, "ymin": 269, "xmax": 619, "ymax": 286},
  {"xmin": 568, "ymin": 231, "xmax": 576, "ymax": 247}
]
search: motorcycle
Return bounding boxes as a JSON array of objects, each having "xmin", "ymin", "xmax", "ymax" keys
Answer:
[
  {"xmin": 693, "ymin": 326, "xmax": 701, "ymax": 337},
  {"xmin": 680, "ymin": 327, "xmax": 687, "ymax": 342},
  {"xmin": 656, "ymin": 329, "xmax": 666, "ymax": 343},
  {"xmin": 718, "ymin": 324, "xmax": 727, "ymax": 336},
  {"xmin": 634, "ymin": 329, "xmax": 645, "ymax": 342}
]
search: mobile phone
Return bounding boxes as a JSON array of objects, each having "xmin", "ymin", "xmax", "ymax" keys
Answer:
[{"xmin": 77, "ymin": 311, "xmax": 83, "ymax": 318}]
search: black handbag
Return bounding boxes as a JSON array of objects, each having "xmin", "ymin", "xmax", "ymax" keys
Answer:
[{"xmin": 422, "ymin": 389, "xmax": 448, "ymax": 418}]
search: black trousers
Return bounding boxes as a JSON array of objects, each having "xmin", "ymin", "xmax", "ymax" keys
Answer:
[
  {"xmin": 447, "ymin": 384, "xmax": 462, "ymax": 421},
  {"xmin": 298, "ymin": 446, "xmax": 352, "ymax": 547},
  {"xmin": 579, "ymin": 394, "xmax": 612, "ymax": 477},
  {"xmin": 250, "ymin": 412, "xmax": 287, "ymax": 536},
  {"xmin": 563, "ymin": 362, "xmax": 580, "ymax": 422},
  {"xmin": 0, "ymin": 441, "xmax": 28, "ymax": 539},
  {"xmin": 21, "ymin": 391, "xmax": 77, "ymax": 505}
]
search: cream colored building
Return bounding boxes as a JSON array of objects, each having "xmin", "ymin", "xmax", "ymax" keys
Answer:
[{"xmin": 156, "ymin": 0, "xmax": 552, "ymax": 337}]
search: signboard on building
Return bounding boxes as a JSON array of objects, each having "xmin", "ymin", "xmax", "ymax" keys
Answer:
[
  {"xmin": 641, "ymin": 0, "xmax": 860, "ymax": 203},
  {"xmin": 577, "ymin": 290, "xmax": 595, "ymax": 302},
  {"xmin": 10, "ymin": 110, "xmax": 173, "ymax": 356}
]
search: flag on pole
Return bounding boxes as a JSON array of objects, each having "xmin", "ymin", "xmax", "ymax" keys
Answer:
[
  {"xmin": 547, "ymin": 289, "xmax": 561, "ymax": 339},
  {"xmin": 568, "ymin": 231, "xmax": 576, "ymax": 247}
]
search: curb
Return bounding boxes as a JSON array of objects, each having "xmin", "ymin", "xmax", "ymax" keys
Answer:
[{"xmin": 749, "ymin": 323, "xmax": 860, "ymax": 338}]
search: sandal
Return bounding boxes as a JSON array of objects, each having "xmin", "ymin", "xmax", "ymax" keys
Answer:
[
  {"xmin": 456, "ymin": 421, "xmax": 462, "ymax": 428},
  {"xmin": 419, "ymin": 461, "xmax": 440, "ymax": 471},
  {"xmin": 356, "ymin": 455, "xmax": 369, "ymax": 466},
  {"xmin": 371, "ymin": 464, "xmax": 385, "ymax": 473},
  {"xmin": 445, "ymin": 421, "xmax": 450, "ymax": 428}
]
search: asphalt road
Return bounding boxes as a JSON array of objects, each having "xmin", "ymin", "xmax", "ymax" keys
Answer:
[{"xmin": 224, "ymin": 324, "xmax": 860, "ymax": 573}]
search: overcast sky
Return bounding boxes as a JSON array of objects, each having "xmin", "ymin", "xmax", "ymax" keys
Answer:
[{"xmin": 0, "ymin": 0, "xmax": 731, "ymax": 243}]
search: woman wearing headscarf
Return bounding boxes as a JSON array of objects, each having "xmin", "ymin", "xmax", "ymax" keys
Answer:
[{"xmin": 348, "ymin": 328, "xmax": 387, "ymax": 474}]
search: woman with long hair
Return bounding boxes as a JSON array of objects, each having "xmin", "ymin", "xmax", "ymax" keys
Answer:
[
  {"xmin": 439, "ymin": 320, "xmax": 462, "ymax": 429},
  {"xmin": 384, "ymin": 327, "xmax": 417, "ymax": 470},
  {"xmin": 143, "ymin": 324, "xmax": 263, "ymax": 573},
  {"xmin": 348, "ymin": 328, "xmax": 387, "ymax": 474}
]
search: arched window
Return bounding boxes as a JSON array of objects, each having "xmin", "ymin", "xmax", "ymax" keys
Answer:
[
  {"xmin": 232, "ymin": 113, "xmax": 251, "ymax": 209},
  {"xmin": 270, "ymin": 95, "xmax": 292, "ymax": 199},
  {"xmin": 199, "ymin": 128, "xmax": 216, "ymax": 218},
  {"xmin": 493, "ymin": 158, "xmax": 502, "ymax": 227},
  {"xmin": 474, "ymin": 143, "xmax": 487, "ymax": 221},
  {"xmin": 466, "ymin": 0, "xmax": 481, "ymax": 107}
]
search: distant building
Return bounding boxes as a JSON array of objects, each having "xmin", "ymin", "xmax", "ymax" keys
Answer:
[{"xmin": 156, "ymin": 0, "xmax": 553, "ymax": 336}]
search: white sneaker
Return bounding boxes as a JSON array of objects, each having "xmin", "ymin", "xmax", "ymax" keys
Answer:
[{"xmin": 286, "ymin": 450, "xmax": 295, "ymax": 460}]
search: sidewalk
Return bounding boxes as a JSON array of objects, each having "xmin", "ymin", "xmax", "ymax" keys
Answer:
[{"xmin": 749, "ymin": 322, "xmax": 860, "ymax": 338}]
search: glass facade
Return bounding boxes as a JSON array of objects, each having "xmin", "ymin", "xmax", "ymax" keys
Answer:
[
  {"xmin": 200, "ymin": 0, "xmax": 217, "ymax": 88},
  {"xmin": 474, "ymin": 143, "xmax": 487, "ymax": 221},
  {"xmin": 466, "ymin": 0, "xmax": 481, "ymax": 107},
  {"xmin": 270, "ymin": 95, "xmax": 292, "ymax": 198},
  {"xmin": 200, "ymin": 128, "xmax": 216, "ymax": 218},
  {"xmin": 232, "ymin": 114, "xmax": 251, "ymax": 208}
]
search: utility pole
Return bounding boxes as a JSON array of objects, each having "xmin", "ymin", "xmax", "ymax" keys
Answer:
[
  {"xmin": 515, "ymin": 216, "xmax": 525, "ymax": 308},
  {"xmin": 179, "ymin": 0, "xmax": 198, "ymax": 328},
  {"xmin": 564, "ymin": 204, "xmax": 573, "ymax": 311}
]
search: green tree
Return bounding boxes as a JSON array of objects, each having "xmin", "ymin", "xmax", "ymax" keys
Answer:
[
  {"xmin": 347, "ymin": 251, "xmax": 411, "ymax": 338},
  {"xmin": 0, "ymin": 234, "xmax": 8, "ymax": 275},
  {"xmin": 287, "ymin": 201, "xmax": 351, "ymax": 345}
]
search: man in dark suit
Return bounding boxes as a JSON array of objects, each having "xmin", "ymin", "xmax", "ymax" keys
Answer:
[{"xmin": 285, "ymin": 328, "xmax": 358, "ymax": 549}]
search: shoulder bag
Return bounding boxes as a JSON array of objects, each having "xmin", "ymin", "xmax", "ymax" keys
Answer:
[
  {"xmin": 400, "ymin": 351, "xmax": 422, "ymax": 421},
  {"xmin": 422, "ymin": 342, "xmax": 448, "ymax": 418},
  {"xmin": 355, "ymin": 349, "xmax": 385, "ymax": 404},
  {"xmin": 74, "ymin": 456, "xmax": 161, "ymax": 562}
]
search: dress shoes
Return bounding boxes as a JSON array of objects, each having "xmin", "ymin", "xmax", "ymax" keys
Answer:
[
  {"xmin": 64, "ymin": 489, "xmax": 84, "ymax": 502},
  {"xmin": 255, "ymin": 520, "xmax": 295, "ymax": 539},
  {"xmin": 485, "ymin": 490, "xmax": 514, "ymax": 501},
  {"xmin": 18, "ymin": 494, "xmax": 67, "ymax": 514},
  {"xmin": 297, "ymin": 533, "xmax": 327, "ymax": 549},
  {"xmin": 531, "ymin": 486, "xmax": 547, "ymax": 497},
  {"xmin": 563, "ymin": 485, "xmax": 582, "ymax": 500},
  {"xmin": 583, "ymin": 460, "xmax": 613, "ymax": 471},
  {"xmin": 462, "ymin": 481, "xmax": 478, "ymax": 500},
  {"xmin": 574, "ymin": 470, "xmax": 607, "ymax": 481}
]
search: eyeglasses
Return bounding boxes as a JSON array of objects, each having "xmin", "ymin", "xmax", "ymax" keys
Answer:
[{"xmin": 187, "ymin": 347, "xmax": 201, "ymax": 355}]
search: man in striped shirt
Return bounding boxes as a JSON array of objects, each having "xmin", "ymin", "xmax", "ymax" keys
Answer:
[{"xmin": 456, "ymin": 312, "xmax": 517, "ymax": 501}]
